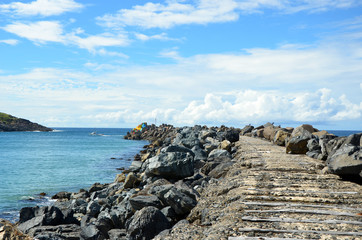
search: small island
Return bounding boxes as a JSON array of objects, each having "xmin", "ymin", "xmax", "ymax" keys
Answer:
[{"xmin": 0, "ymin": 112, "xmax": 52, "ymax": 132}]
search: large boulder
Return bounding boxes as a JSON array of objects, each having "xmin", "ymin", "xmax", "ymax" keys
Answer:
[
  {"xmin": 286, "ymin": 124, "xmax": 316, "ymax": 154},
  {"xmin": 18, "ymin": 206, "xmax": 65, "ymax": 234},
  {"xmin": 273, "ymin": 129, "xmax": 291, "ymax": 146},
  {"xmin": 240, "ymin": 125, "xmax": 254, "ymax": 136},
  {"xmin": 223, "ymin": 129, "xmax": 240, "ymax": 143},
  {"xmin": 126, "ymin": 206, "xmax": 170, "ymax": 240},
  {"xmin": 129, "ymin": 195, "xmax": 163, "ymax": 211},
  {"xmin": 145, "ymin": 152, "xmax": 194, "ymax": 180},
  {"xmin": 327, "ymin": 144, "xmax": 362, "ymax": 176},
  {"xmin": 263, "ymin": 126, "xmax": 280, "ymax": 141},
  {"xmin": 0, "ymin": 219, "xmax": 31, "ymax": 240}
]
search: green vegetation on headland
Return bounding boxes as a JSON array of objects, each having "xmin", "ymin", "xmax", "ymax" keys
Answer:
[{"xmin": 0, "ymin": 112, "xmax": 52, "ymax": 132}]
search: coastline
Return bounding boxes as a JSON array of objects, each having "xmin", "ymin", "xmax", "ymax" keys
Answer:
[{"xmin": 1, "ymin": 123, "xmax": 361, "ymax": 239}]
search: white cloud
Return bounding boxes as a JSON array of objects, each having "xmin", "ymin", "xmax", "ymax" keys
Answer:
[
  {"xmin": 135, "ymin": 32, "xmax": 176, "ymax": 41},
  {"xmin": 97, "ymin": 0, "xmax": 360, "ymax": 29},
  {"xmin": 2, "ymin": 21, "xmax": 130, "ymax": 52},
  {"xmin": 68, "ymin": 32, "xmax": 129, "ymax": 51},
  {"xmin": 2, "ymin": 21, "xmax": 65, "ymax": 44},
  {"xmin": 0, "ymin": 0, "xmax": 83, "ymax": 17},
  {"xmin": 0, "ymin": 39, "xmax": 19, "ymax": 45},
  {"xmin": 79, "ymin": 89, "xmax": 362, "ymax": 127}
]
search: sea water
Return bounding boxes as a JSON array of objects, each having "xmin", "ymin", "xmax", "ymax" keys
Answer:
[{"xmin": 0, "ymin": 128, "xmax": 148, "ymax": 222}]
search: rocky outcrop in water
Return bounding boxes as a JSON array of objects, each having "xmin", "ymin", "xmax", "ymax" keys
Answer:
[{"xmin": 0, "ymin": 112, "xmax": 52, "ymax": 132}]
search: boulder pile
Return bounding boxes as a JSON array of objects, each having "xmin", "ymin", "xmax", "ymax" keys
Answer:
[
  {"xmin": 5, "ymin": 123, "xmax": 360, "ymax": 239},
  {"xmin": 15, "ymin": 124, "xmax": 241, "ymax": 239},
  {"xmin": 242, "ymin": 123, "xmax": 362, "ymax": 180}
]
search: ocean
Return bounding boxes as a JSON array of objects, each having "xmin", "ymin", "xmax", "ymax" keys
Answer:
[{"xmin": 0, "ymin": 128, "xmax": 148, "ymax": 222}]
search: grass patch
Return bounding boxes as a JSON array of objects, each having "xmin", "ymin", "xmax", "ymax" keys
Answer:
[{"xmin": 0, "ymin": 112, "xmax": 16, "ymax": 123}]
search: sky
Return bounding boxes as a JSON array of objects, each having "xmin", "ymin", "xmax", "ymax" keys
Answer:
[{"xmin": 0, "ymin": 0, "xmax": 361, "ymax": 130}]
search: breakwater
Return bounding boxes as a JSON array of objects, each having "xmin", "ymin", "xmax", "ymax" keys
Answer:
[{"xmin": 1, "ymin": 123, "xmax": 361, "ymax": 239}]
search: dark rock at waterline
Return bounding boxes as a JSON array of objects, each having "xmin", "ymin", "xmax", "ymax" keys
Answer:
[
  {"xmin": 126, "ymin": 206, "xmax": 171, "ymax": 240},
  {"xmin": 18, "ymin": 206, "xmax": 66, "ymax": 234}
]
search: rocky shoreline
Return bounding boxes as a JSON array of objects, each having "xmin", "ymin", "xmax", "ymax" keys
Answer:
[{"xmin": 1, "ymin": 123, "xmax": 361, "ymax": 240}]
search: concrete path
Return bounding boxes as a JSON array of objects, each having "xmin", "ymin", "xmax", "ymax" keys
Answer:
[{"xmin": 161, "ymin": 136, "xmax": 362, "ymax": 240}]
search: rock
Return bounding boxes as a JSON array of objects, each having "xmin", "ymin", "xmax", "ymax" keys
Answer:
[
  {"xmin": 128, "ymin": 161, "xmax": 143, "ymax": 172},
  {"xmin": 27, "ymin": 224, "xmax": 80, "ymax": 240},
  {"xmin": 273, "ymin": 129, "xmax": 291, "ymax": 146},
  {"xmin": 129, "ymin": 195, "xmax": 163, "ymax": 211},
  {"xmin": 286, "ymin": 124, "xmax": 316, "ymax": 154},
  {"xmin": 160, "ymin": 145, "xmax": 195, "ymax": 157},
  {"xmin": 162, "ymin": 188, "xmax": 197, "ymax": 216},
  {"xmin": 263, "ymin": 126, "xmax": 280, "ymax": 141},
  {"xmin": 108, "ymin": 229, "xmax": 126, "ymax": 240},
  {"xmin": 208, "ymin": 161, "xmax": 234, "ymax": 179},
  {"xmin": 80, "ymin": 223, "xmax": 105, "ymax": 240},
  {"xmin": 191, "ymin": 145, "xmax": 207, "ymax": 162},
  {"xmin": 145, "ymin": 152, "xmax": 194, "ymax": 180},
  {"xmin": 123, "ymin": 172, "xmax": 140, "ymax": 189},
  {"xmin": 345, "ymin": 133, "xmax": 362, "ymax": 146},
  {"xmin": 223, "ymin": 129, "xmax": 240, "ymax": 143},
  {"xmin": 291, "ymin": 124, "xmax": 317, "ymax": 137},
  {"xmin": 325, "ymin": 137, "xmax": 347, "ymax": 157},
  {"xmin": 0, "ymin": 219, "xmax": 31, "ymax": 240},
  {"xmin": 327, "ymin": 145, "xmax": 362, "ymax": 176},
  {"xmin": 219, "ymin": 140, "xmax": 231, "ymax": 152},
  {"xmin": 115, "ymin": 173, "xmax": 126, "ymax": 183},
  {"xmin": 86, "ymin": 201, "xmax": 101, "ymax": 217},
  {"xmin": 18, "ymin": 206, "xmax": 65, "ymax": 234},
  {"xmin": 126, "ymin": 206, "xmax": 170, "ymax": 240},
  {"xmin": 51, "ymin": 191, "xmax": 71, "ymax": 200},
  {"xmin": 208, "ymin": 149, "xmax": 231, "ymax": 159},
  {"xmin": 240, "ymin": 125, "xmax": 254, "ymax": 135},
  {"xmin": 89, "ymin": 183, "xmax": 107, "ymax": 193},
  {"xmin": 306, "ymin": 138, "xmax": 321, "ymax": 159}
]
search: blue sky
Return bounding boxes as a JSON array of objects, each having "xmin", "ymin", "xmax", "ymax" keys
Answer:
[{"xmin": 0, "ymin": 0, "xmax": 361, "ymax": 130}]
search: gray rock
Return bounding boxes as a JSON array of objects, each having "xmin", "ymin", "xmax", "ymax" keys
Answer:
[
  {"xmin": 191, "ymin": 145, "xmax": 207, "ymax": 162},
  {"xmin": 18, "ymin": 206, "xmax": 66, "ymax": 234},
  {"xmin": 129, "ymin": 195, "xmax": 163, "ymax": 211},
  {"xmin": 126, "ymin": 206, "xmax": 170, "ymax": 240},
  {"xmin": 208, "ymin": 149, "xmax": 231, "ymax": 159},
  {"xmin": 224, "ymin": 129, "xmax": 240, "ymax": 143},
  {"xmin": 145, "ymin": 152, "xmax": 194, "ymax": 179},
  {"xmin": 108, "ymin": 229, "xmax": 126, "ymax": 240},
  {"xmin": 345, "ymin": 133, "xmax": 362, "ymax": 146},
  {"xmin": 162, "ymin": 188, "xmax": 197, "ymax": 216},
  {"xmin": 87, "ymin": 201, "xmax": 101, "ymax": 217},
  {"xmin": 80, "ymin": 223, "xmax": 105, "ymax": 240},
  {"xmin": 128, "ymin": 160, "xmax": 143, "ymax": 172},
  {"xmin": 28, "ymin": 224, "xmax": 80, "ymax": 240},
  {"xmin": 161, "ymin": 145, "xmax": 195, "ymax": 157},
  {"xmin": 208, "ymin": 161, "xmax": 234, "ymax": 179},
  {"xmin": 240, "ymin": 125, "xmax": 254, "ymax": 135},
  {"xmin": 327, "ymin": 145, "xmax": 362, "ymax": 176},
  {"xmin": 286, "ymin": 125, "xmax": 315, "ymax": 154}
]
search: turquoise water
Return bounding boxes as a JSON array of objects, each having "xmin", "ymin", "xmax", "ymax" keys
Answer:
[{"xmin": 0, "ymin": 128, "xmax": 148, "ymax": 222}]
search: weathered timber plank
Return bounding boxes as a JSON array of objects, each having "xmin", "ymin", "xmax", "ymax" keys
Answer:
[
  {"xmin": 242, "ymin": 216, "xmax": 362, "ymax": 225},
  {"xmin": 242, "ymin": 201, "xmax": 362, "ymax": 211},
  {"xmin": 237, "ymin": 228, "xmax": 362, "ymax": 236},
  {"xmin": 245, "ymin": 209, "xmax": 359, "ymax": 217}
]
